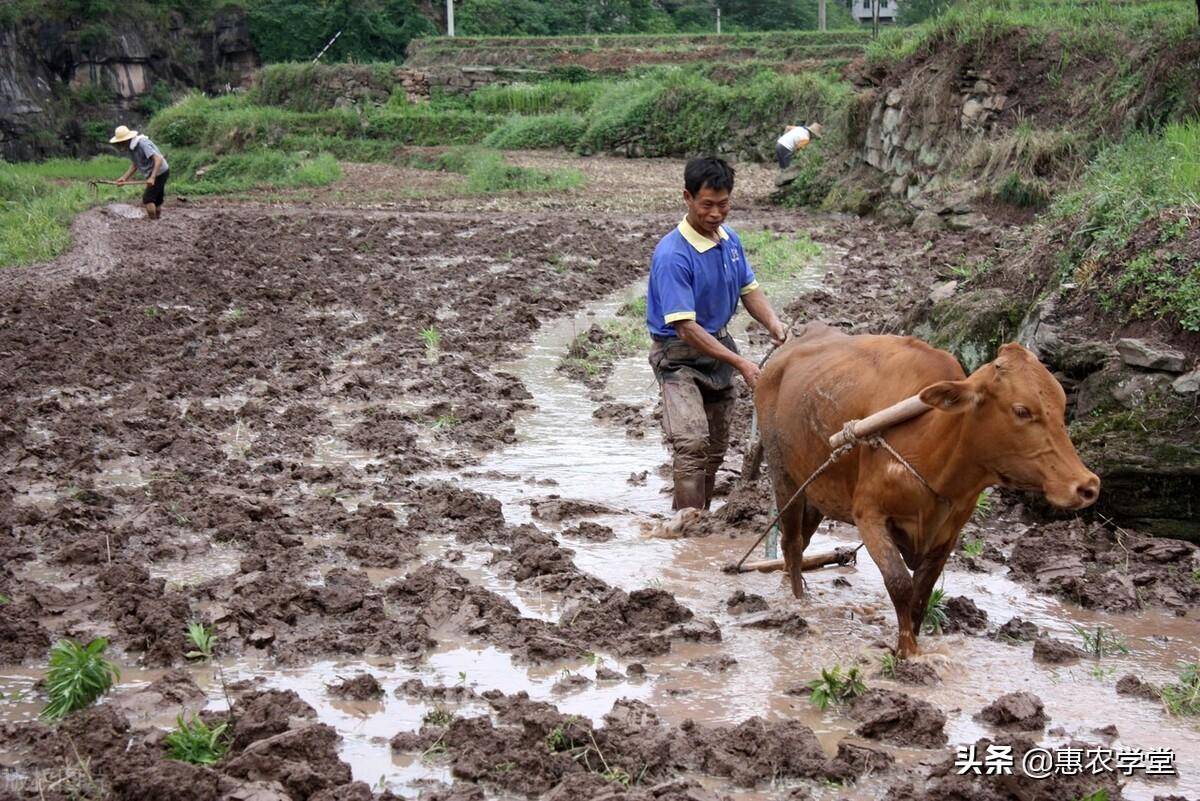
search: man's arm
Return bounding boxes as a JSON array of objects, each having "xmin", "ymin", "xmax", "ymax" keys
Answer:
[
  {"xmin": 673, "ymin": 320, "xmax": 762, "ymax": 387},
  {"xmin": 116, "ymin": 164, "xmax": 136, "ymax": 184},
  {"xmin": 146, "ymin": 154, "xmax": 163, "ymax": 184},
  {"xmin": 742, "ymin": 288, "xmax": 788, "ymax": 346}
]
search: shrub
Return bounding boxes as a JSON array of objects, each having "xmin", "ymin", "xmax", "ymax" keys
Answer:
[
  {"xmin": 482, "ymin": 114, "xmax": 586, "ymax": 149},
  {"xmin": 470, "ymin": 81, "xmax": 604, "ymax": 115}
]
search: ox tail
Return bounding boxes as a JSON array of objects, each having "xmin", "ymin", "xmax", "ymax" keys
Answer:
[{"xmin": 742, "ymin": 438, "xmax": 764, "ymax": 484}]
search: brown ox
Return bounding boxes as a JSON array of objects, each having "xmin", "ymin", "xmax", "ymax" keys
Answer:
[{"xmin": 754, "ymin": 323, "xmax": 1099, "ymax": 656}]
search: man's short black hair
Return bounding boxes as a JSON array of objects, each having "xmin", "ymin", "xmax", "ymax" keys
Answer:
[{"xmin": 684, "ymin": 157, "xmax": 735, "ymax": 197}]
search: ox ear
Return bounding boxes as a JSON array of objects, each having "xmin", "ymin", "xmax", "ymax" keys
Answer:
[{"xmin": 919, "ymin": 380, "xmax": 979, "ymax": 414}]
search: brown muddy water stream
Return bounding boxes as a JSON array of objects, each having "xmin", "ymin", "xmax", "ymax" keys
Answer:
[{"xmin": 2, "ymin": 267, "xmax": 1198, "ymax": 800}]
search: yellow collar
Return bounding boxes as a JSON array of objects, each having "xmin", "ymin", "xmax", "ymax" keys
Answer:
[{"xmin": 678, "ymin": 217, "xmax": 729, "ymax": 253}]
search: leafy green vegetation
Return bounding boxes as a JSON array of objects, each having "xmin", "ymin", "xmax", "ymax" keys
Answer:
[
  {"xmin": 164, "ymin": 713, "xmax": 230, "ymax": 765},
  {"xmin": 470, "ymin": 81, "xmax": 605, "ymax": 115},
  {"xmin": 922, "ymin": 587, "xmax": 949, "ymax": 635},
  {"xmin": 807, "ymin": 665, "xmax": 867, "ymax": 710},
  {"xmin": 1053, "ymin": 121, "xmax": 1200, "ymax": 331},
  {"xmin": 740, "ymin": 229, "xmax": 823, "ymax": 283},
  {"xmin": 185, "ymin": 621, "xmax": 216, "ymax": 661},
  {"xmin": 879, "ymin": 652, "xmax": 898, "ymax": 679},
  {"xmin": 41, "ymin": 638, "xmax": 120, "ymax": 721},
  {"xmin": 245, "ymin": 0, "xmax": 436, "ymax": 63},
  {"xmin": 422, "ymin": 705, "xmax": 455, "ymax": 727},
  {"xmin": 1160, "ymin": 662, "xmax": 1200, "ymax": 717},
  {"xmin": 1072, "ymin": 624, "xmax": 1130, "ymax": 659},
  {"xmin": 961, "ymin": 537, "xmax": 985, "ymax": 558},
  {"xmin": 482, "ymin": 115, "xmax": 588, "ymax": 150}
]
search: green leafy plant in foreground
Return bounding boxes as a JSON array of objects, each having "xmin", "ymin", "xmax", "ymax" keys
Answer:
[
  {"xmin": 808, "ymin": 665, "xmax": 866, "ymax": 710},
  {"xmin": 879, "ymin": 652, "xmax": 898, "ymax": 679},
  {"xmin": 1160, "ymin": 662, "xmax": 1200, "ymax": 717},
  {"xmin": 961, "ymin": 537, "xmax": 985, "ymax": 557},
  {"xmin": 164, "ymin": 712, "xmax": 230, "ymax": 765},
  {"xmin": 923, "ymin": 588, "xmax": 949, "ymax": 635},
  {"xmin": 185, "ymin": 621, "xmax": 216, "ymax": 661},
  {"xmin": 41, "ymin": 638, "xmax": 120, "ymax": 720}
]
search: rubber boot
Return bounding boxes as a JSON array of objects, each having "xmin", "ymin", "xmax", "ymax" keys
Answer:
[
  {"xmin": 672, "ymin": 472, "xmax": 707, "ymax": 511},
  {"xmin": 703, "ymin": 471, "xmax": 717, "ymax": 511}
]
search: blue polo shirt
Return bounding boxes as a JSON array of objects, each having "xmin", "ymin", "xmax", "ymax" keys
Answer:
[{"xmin": 646, "ymin": 217, "xmax": 759, "ymax": 339}]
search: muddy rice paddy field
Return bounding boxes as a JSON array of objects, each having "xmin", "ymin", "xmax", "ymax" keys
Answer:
[{"xmin": 1, "ymin": 156, "xmax": 1197, "ymax": 801}]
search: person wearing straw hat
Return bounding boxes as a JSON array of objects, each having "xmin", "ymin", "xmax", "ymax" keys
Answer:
[
  {"xmin": 775, "ymin": 121, "xmax": 822, "ymax": 170},
  {"xmin": 108, "ymin": 125, "xmax": 170, "ymax": 220}
]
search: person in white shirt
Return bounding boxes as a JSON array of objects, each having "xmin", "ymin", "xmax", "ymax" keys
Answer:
[{"xmin": 775, "ymin": 122, "xmax": 822, "ymax": 170}]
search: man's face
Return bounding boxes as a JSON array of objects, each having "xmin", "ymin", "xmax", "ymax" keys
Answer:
[{"xmin": 684, "ymin": 185, "xmax": 731, "ymax": 236}]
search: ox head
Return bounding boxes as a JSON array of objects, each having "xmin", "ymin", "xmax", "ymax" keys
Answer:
[{"xmin": 918, "ymin": 343, "xmax": 1100, "ymax": 510}]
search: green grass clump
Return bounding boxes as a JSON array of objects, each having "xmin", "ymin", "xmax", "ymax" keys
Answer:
[
  {"xmin": 1053, "ymin": 120, "xmax": 1200, "ymax": 330},
  {"xmin": 482, "ymin": 114, "xmax": 587, "ymax": 150},
  {"xmin": 1073, "ymin": 624, "xmax": 1130, "ymax": 659},
  {"xmin": 169, "ymin": 150, "xmax": 342, "ymax": 195},
  {"xmin": 922, "ymin": 588, "xmax": 949, "ymax": 635},
  {"xmin": 740, "ymin": 229, "xmax": 823, "ymax": 284},
  {"xmin": 471, "ymin": 81, "xmax": 605, "ymax": 115},
  {"xmin": 41, "ymin": 638, "xmax": 120, "ymax": 721},
  {"xmin": 164, "ymin": 713, "xmax": 230, "ymax": 765},
  {"xmin": 1160, "ymin": 662, "xmax": 1200, "ymax": 717},
  {"xmin": 435, "ymin": 148, "xmax": 583, "ymax": 193},
  {"xmin": 808, "ymin": 665, "xmax": 867, "ymax": 710}
]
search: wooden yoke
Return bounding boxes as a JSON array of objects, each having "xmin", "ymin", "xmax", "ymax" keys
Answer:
[{"xmin": 828, "ymin": 395, "xmax": 931, "ymax": 450}]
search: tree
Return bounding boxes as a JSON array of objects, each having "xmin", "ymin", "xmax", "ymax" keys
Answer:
[{"xmin": 244, "ymin": 0, "xmax": 436, "ymax": 62}]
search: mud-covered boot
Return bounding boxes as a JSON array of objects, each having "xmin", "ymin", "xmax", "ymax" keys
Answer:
[
  {"xmin": 672, "ymin": 472, "xmax": 707, "ymax": 511},
  {"xmin": 703, "ymin": 471, "xmax": 717, "ymax": 510}
]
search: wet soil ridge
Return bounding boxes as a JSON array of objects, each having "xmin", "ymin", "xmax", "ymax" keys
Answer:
[{"xmin": 390, "ymin": 691, "xmax": 889, "ymax": 796}]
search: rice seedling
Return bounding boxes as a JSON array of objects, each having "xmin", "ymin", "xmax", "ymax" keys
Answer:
[
  {"xmin": 164, "ymin": 713, "xmax": 230, "ymax": 765},
  {"xmin": 40, "ymin": 638, "xmax": 120, "ymax": 721},
  {"xmin": 923, "ymin": 588, "xmax": 949, "ymax": 635},
  {"xmin": 807, "ymin": 665, "xmax": 867, "ymax": 710}
]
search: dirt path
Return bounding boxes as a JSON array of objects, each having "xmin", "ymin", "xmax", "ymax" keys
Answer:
[{"xmin": 1, "ymin": 155, "xmax": 1197, "ymax": 801}]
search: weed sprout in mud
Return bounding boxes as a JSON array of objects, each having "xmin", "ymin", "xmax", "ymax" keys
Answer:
[
  {"xmin": 1160, "ymin": 662, "xmax": 1200, "ymax": 717},
  {"xmin": 41, "ymin": 638, "xmax": 120, "ymax": 721},
  {"xmin": 185, "ymin": 621, "xmax": 216, "ymax": 661},
  {"xmin": 1073, "ymin": 625, "xmax": 1130, "ymax": 659},
  {"xmin": 922, "ymin": 588, "xmax": 949, "ymax": 635},
  {"xmin": 421, "ymin": 326, "xmax": 441, "ymax": 360},
  {"xmin": 165, "ymin": 713, "xmax": 230, "ymax": 765},
  {"xmin": 807, "ymin": 665, "xmax": 867, "ymax": 711}
]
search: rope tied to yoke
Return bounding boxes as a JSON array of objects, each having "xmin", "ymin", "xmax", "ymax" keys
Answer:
[{"xmin": 726, "ymin": 416, "xmax": 943, "ymax": 574}]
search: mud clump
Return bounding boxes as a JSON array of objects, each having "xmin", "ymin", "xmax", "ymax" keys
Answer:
[
  {"xmin": 725, "ymin": 591, "xmax": 768, "ymax": 615},
  {"xmin": 994, "ymin": 616, "xmax": 1039, "ymax": 642},
  {"xmin": 0, "ymin": 596, "xmax": 52, "ymax": 663},
  {"xmin": 326, "ymin": 673, "xmax": 385, "ymax": 700},
  {"xmin": 887, "ymin": 660, "xmax": 940, "ymax": 686},
  {"xmin": 738, "ymin": 610, "xmax": 809, "ymax": 637},
  {"xmin": 529, "ymin": 496, "xmax": 618, "ymax": 522},
  {"xmin": 1115, "ymin": 673, "xmax": 1161, "ymax": 701},
  {"xmin": 229, "ymin": 689, "xmax": 319, "ymax": 751},
  {"xmin": 97, "ymin": 562, "xmax": 192, "ymax": 666},
  {"xmin": 223, "ymin": 723, "xmax": 352, "ymax": 800},
  {"xmin": 559, "ymin": 586, "xmax": 715, "ymax": 657},
  {"xmin": 592, "ymin": 401, "xmax": 648, "ymax": 438},
  {"xmin": 561, "ymin": 521, "xmax": 615, "ymax": 542},
  {"xmin": 1032, "ymin": 636, "xmax": 1085, "ymax": 665},
  {"xmin": 974, "ymin": 691, "xmax": 1048, "ymax": 731},
  {"xmin": 849, "ymin": 689, "xmax": 947, "ymax": 748},
  {"xmin": 941, "ymin": 595, "xmax": 988, "ymax": 633}
]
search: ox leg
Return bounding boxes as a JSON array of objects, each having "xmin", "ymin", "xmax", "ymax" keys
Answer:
[
  {"xmin": 908, "ymin": 542, "xmax": 954, "ymax": 645},
  {"xmin": 769, "ymin": 463, "xmax": 823, "ymax": 598},
  {"xmin": 857, "ymin": 515, "xmax": 919, "ymax": 657}
]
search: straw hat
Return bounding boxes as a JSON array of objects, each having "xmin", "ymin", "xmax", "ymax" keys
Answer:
[
  {"xmin": 807, "ymin": 122, "xmax": 824, "ymax": 138},
  {"xmin": 108, "ymin": 125, "xmax": 138, "ymax": 144}
]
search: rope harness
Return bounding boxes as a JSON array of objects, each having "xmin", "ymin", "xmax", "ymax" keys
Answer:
[{"xmin": 728, "ymin": 419, "xmax": 945, "ymax": 574}]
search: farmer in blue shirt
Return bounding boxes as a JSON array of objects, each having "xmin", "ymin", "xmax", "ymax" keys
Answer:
[{"xmin": 647, "ymin": 157, "xmax": 788, "ymax": 512}]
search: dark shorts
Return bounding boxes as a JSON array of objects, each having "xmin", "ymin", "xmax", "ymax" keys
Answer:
[
  {"xmin": 776, "ymin": 143, "xmax": 794, "ymax": 170},
  {"xmin": 142, "ymin": 172, "xmax": 168, "ymax": 206}
]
